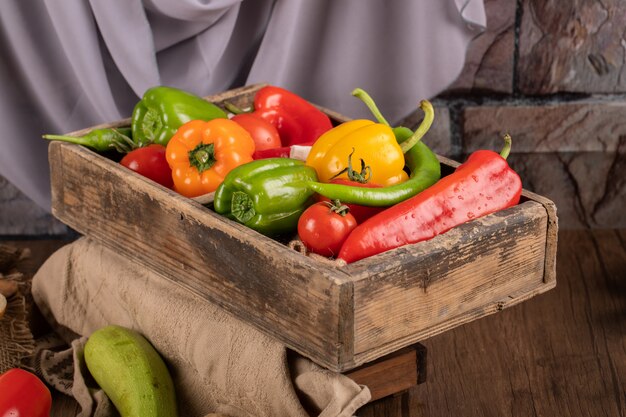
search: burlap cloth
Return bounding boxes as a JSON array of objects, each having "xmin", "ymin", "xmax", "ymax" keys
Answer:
[
  {"xmin": 31, "ymin": 237, "xmax": 370, "ymax": 417},
  {"xmin": 0, "ymin": 246, "xmax": 35, "ymax": 373}
]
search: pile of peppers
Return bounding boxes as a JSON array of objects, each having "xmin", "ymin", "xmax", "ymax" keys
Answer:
[{"xmin": 43, "ymin": 84, "xmax": 523, "ymax": 264}]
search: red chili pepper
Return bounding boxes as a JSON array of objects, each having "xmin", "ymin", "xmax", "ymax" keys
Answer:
[
  {"xmin": 338, "ymin": 135, "xmax": 522, "ymax": 263},
  {"xmin": 226, "ymin": 86, "xmax": 333, "ymax": 156}
]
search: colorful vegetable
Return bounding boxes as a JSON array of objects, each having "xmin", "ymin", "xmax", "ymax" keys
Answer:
[
  {"xmin": 43, "ymin": 127, "xmax": 134, "ymax": 153},
  {"xmin": 165, "ymin": 119, "xmax": 255, "ymax": 197},
  {"xmin": 306, "ymin": 119, "xmax": 408, "ymax": 186},
  {"xmin": 132, "ymin": 86, "xmax": 227, "ymax": 147},
  {"xmin": 338, "ymin": 135, "xmax": 522, "ymax": 263},
  {"xmin": 316, "ymin": 150, "xmax": 385, "ymax": 224},
  {"xmin": 230, "ymin": 113, "xmax": 282, "ymax": 152},
  {"xmin": 306, "ymin": 98, "xmax": 440, "ymax": 207},
  {"xmin": 0, "ymin": 368, "xmax": 52, "ymax": 417},
  {"xmin": 84, "ymin": 325, "xmax": 178, "ymax": 417},
  {"xmin": 120, "ymin": 144, "xmax": 174, "ymax": 189},
  {"xmin": 214, "ymin": 158, "xmax": 318, "ymax": 236},
  {"xmin": 298, "ymin": 200, "xmax": 357, "ymax": 257},
  {"xmin": 225, "ymin": 85, "xmax": 333, "ymax": 157}
]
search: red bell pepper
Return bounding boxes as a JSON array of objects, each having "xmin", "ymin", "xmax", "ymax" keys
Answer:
[
  {"xmin": 225, "ymin": 86, "xmax": 333, "ymax": 158},
  {"xmin": 0, "ymin": 368, "xmax": 52, "ymax": 417},
  {"xmin": 338, "ymin": 135, "xmax": 522, "ymax": 263}
]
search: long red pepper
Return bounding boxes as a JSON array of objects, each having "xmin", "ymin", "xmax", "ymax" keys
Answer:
[{"xmin": 338, "ymin": 135, "xmax": 522, "ymax": 263}]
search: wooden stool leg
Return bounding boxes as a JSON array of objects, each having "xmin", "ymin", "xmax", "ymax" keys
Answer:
[{"xmin": 345, "ymin": 343, "xmax": 427, "ymax": 402}]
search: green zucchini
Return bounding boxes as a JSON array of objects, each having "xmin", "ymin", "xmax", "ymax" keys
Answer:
[{"xmin": 84, "ymin": 325, "xmax": 178, "ymax": 417}]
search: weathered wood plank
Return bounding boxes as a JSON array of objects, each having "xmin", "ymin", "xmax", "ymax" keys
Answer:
[
  {"xmin": 406, "ymin": 229, "xmax": 626, "ymax": 417},
  {"xmin": 346, "ymin": 346, "xmax": 419, "ymax": 402},
  {"xmin": 349, "ymin": 201, "xmax": 551, "ymax": 363},
  {"xmin": 437, "ymin": 155, "xmax": 558, "ymax": 285},
  {"xmin": 17, "ymin": 229, "xmax": 624, "ymax": 417},
  {"xmin": 47, "ymin": 84, "xmax": 558, "ymax": 372},
  {"xmin": 49, "ymin": 141, "xmax": 352, "ymax": 371},
  {"xmin": 520, "ymin": 189, "xmax": 558, "ymax": 284}
]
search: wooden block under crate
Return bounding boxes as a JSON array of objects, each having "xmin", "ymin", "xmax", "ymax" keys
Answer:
[{"xmin": 48, "ymin": 84, "xmax": 558, "ymax": 372}]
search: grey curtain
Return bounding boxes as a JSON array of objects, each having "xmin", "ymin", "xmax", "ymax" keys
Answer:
[{"xmin": 0, "ymin": 0, "xmax": 484, "ymax": 211}]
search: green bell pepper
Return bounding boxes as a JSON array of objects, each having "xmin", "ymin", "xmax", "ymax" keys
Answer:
[
  {"xmin": 214, "ymin": 158, "xmax": 318, "ymax": 236},
  {"xmin": 131, "ymin": 86, "xmax": 227, "ymax": 147}
]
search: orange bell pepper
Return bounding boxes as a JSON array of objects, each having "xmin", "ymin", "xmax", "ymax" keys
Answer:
[{"xmin": 166, "ymin": 119, "xmax": 255, "ymax": 197}]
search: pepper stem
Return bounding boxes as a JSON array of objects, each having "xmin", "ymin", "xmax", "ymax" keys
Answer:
[
  {"xmin": 326, "ymin": 199, "xmax": 351, "ymax": 217},
  {"xmin": 224, "ymin": 102, "xmax": 249, "ymax": 115},
  {"xmin": 399, "ymin": 100, "xmax": 434, "ymax": 154},
  {"xmin": 330, "ymin": 148, "xmax": 372, "ymax": 183},
  {"xmin": 42, "ymin": 134, "xmax": 91, "ymax": 146},
  {"xmin": 231, "ymin": 191, "xmax": 256, "ymax": 223},
  {"xmin": 351, "ymin": 88, "xmax": 390, "ymax": 126},
  {"xmin": 500, "ymin": 134, "xmax": 512, "ymax": 160},
  {"xmin": 189, "ymin": 143, "xmax": 216, "ymax": 173}
]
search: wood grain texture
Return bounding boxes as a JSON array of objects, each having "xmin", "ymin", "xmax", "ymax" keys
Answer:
[
  {"xmin": 47, "ymin": 85, "xmax": 558, "ymax": 372},
  {"xmin": 20, "ymin": 230, "xmax": 624, "ymax": 416},
  {"xmin": 348, "ymin": 201, "xmax": 551, "ymax": 362},
  {"xmin": 49, "ymin": 141, "xmax": 352, "ymax": 371},
  {"xmin": 346, "ymin": 347, "xmax": 418, "ymax": 402},
  {"xmin": 399, "ymin": 229, "xmax": 626, "ymax": 417}
]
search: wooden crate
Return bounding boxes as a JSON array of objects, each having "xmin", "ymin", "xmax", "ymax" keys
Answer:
[{"xmin": 48, "ymin": 84, "xmax": 558, "ymax": 372}]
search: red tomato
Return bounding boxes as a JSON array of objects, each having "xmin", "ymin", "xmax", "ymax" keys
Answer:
[
  {"xmin": 298, "ymin": 201, "xmax": 357, "ymax": 257},
  {"xmin": 231, "ymin": 114, "xmax": 282, "ymax": 152},
  {"xmin": 0, "ymin": 368, "xmax": 52, "ymax": 417},
  {"xmin": 120, "ymin": 144, "xmax": 174, "ymax": 189},
  {"xmin": 317, "ymin": 179, "xmax": 386, "ymax": 224}
]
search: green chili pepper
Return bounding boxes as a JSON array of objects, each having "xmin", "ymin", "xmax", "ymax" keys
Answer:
[
  {"xmin": 131, "ymin": 86, "xmax": 227, "ymax": 147},
  {"xmin": 214, "ymin": 158, "xmax": 318, "ymax": 236},
  {"xmin": 42, "ymin": 127, "xmax": 135, "ymax": 153},
  {"xmin": 306, "ymin": 90, "xmax": 441, "ymax": 206}
]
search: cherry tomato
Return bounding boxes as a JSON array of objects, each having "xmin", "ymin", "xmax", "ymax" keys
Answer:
[
  {"xmin": 0, "ymin": 368, "xmax": 52, "ymax": 417},
  {"xmin": 297, "ymin": 201, "xmax": 357, "ymax": 257},
  {"xmin": 120, "ymin": 144, "xmax": 174, "ymax": 189},
  {"xmin": 231, "ymin": 114, "xmax": 282, "ymax": 152},
  {"xmin": 317, "ymin": 178, "xmax": 386, "ymax": 224}
]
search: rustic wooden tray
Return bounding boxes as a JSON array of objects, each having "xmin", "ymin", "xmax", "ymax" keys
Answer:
[{"xmin": 48, "ymin": 84, "xmax": 558, "ymax": 372}]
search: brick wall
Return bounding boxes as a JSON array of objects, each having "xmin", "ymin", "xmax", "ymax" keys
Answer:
[
  {"xmin": 401, "ymin": 0, "xmax": 625, "ymax": 229},
  {"xmin": 1, "ymin": 0, "xmax": 623, "ymax": 234}
]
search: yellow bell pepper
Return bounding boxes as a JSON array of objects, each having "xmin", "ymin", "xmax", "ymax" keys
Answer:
[{"xmin": 305, "ymin": 120, "xmax": 408, "ymax": 186}]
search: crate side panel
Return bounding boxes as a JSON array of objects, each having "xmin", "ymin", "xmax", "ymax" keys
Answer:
[
  {"xmin": 352, "ymin": 201, "xmax": 549, "ymax": 358},
  {"xmin": 49, "ymin": 141, "xmax": 348, "ymax": 370}
]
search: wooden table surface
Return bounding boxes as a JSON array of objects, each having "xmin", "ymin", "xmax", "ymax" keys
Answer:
[{"xmin": 5, "ymin": 229, "xmax": 625, "ymax": 417}]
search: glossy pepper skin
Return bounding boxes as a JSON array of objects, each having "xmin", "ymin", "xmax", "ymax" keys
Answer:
[
  {"xmin": 253, "ymin": 86, "xmax": 333, "ymax": 146},
  {"xmin": 306, "ymin": 120, "xmax": 408, "ymax": 186},
  {"xmin": 214, "ymin": 158, "xmax": 318, "ymax": 236},
  {"xmin": 166, "ymin": 119, "xmax": 255, "ymax": 197},
  {"xmin": 43, "ymin": 127, "xmax": 134, "ymax": 153},
  {"xmin": 0, "ymin": 368, "xmax": 52, "ymax": 417},
  {"xmin": 132, "ymin": 86, "xmax": 227, "ymax": 147},
  {"xmin": 306, "ymin": 100, "xmax": 440, "ymax": 207},
  {"xmin": 226, "ymin": 86, "xmax": 333, "ymax": 159},
  {"xmin": 338, "ymin": 135, "xmax": 522, "ymax": 263}
]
